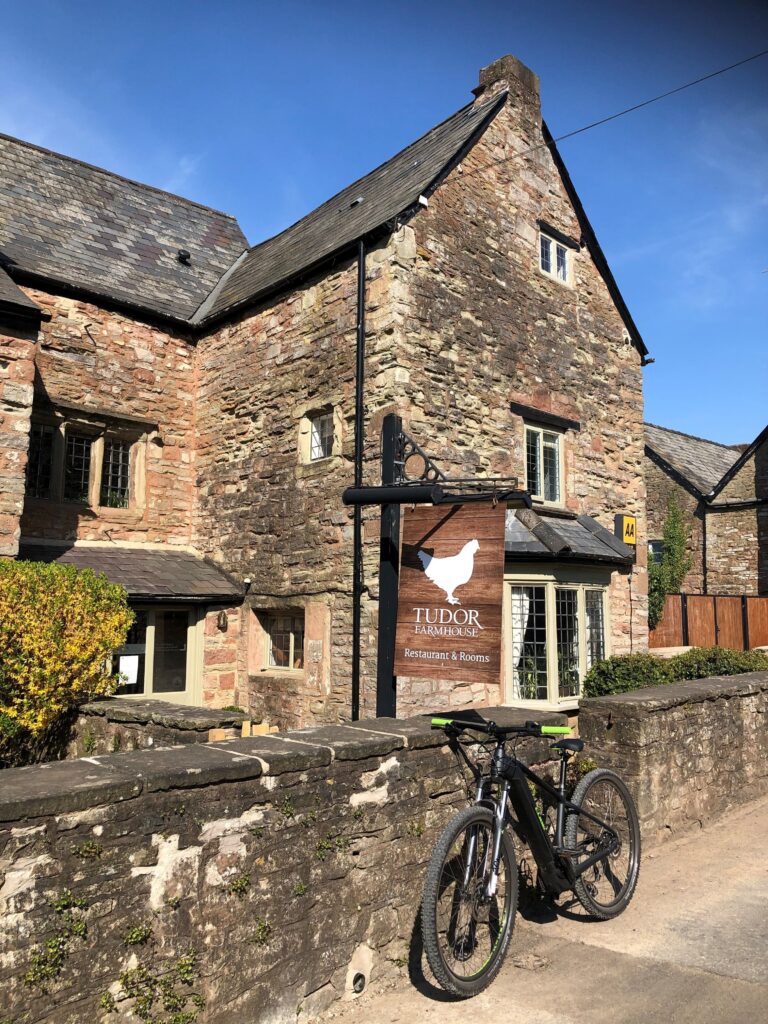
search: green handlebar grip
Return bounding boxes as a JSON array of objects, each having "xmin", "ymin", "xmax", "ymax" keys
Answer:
[
  {"xmin": 541, "ymin": 725, "xmax": 571, "ymax": 735},
  {"xmin": 431, "ymin": 717, "xmax": 453, "ymax": 728}
]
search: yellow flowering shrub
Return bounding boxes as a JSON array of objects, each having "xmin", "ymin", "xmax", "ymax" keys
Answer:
[{"xmin": 0, "ymin": 560, "xmax": 133, "ymax": 750}]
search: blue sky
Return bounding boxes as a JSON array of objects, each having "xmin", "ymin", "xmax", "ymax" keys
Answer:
[{"xmin": 2, "ymin": 0, "xmax": 766, "ymax": 444}]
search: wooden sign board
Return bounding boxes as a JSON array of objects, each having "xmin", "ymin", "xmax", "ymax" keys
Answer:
[{"xmin": 394, "ymin": 504, "xmax": 506, "ymax": 684}]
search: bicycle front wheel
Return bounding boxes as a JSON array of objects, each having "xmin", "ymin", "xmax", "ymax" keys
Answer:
[
  {"xmin": 421, "ymin": 805, "xmax": 518, "ymax": 997},
  {"xmin": 564, "ymin": 768, "xmax": 640, "ymax": 919}
]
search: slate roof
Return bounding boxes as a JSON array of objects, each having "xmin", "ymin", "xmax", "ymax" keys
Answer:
[
  {"xmin": 16, "ymin": 544, "xmax": 242, "ymax": 602},
  {"xmin": 192, "ymin": 94, "xmax": 507, "ymax": 324},
  {"xmin": 505, "ymin": 509, "xmax": 633, "ymax": 565},
  {"xmin": 0, "ymin": 265, "xmax": 44, "ymax": 318},
  {"xmin": 644, "ymin": 423, "xmax": 742, "ymax": 496},
  {"xmin": 0, "ymin": 134, "xmax": 248, "ymax": 322}
]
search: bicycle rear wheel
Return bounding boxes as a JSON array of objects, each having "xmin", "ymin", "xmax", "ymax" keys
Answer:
[
  {"xmin": 564, "ymin": 768, "xmax": 640, "ymax": 919},
  {"xmin": 421, "ymin": 805, "xmax": 518, "ymax": 997}
]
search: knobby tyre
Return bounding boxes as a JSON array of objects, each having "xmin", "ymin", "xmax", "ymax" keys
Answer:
[
  {"xmin": 421, "ymin": 805, "xmax": 518, "ymax": 997},
  {"xmin": 564, "ymin": 768, "xmax": 640, "ymax": 919}
]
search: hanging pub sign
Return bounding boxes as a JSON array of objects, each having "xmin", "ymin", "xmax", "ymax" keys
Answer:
[{"xmin": 394, "ymin": 503, "xmax": 506, "ymax": 684}]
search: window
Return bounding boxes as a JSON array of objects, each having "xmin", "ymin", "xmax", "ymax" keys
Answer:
[
  {"xmin": 309, "ymin": 412, "xmax": 334, "ymax": 461},
  {"xmin": 507, "ymin": 577, "xmax": 608, "ymax": 705},
  {"xmin": 114, "ymin": 606, "xmax": 201, "ymax": 703},
  {"xmin": 25, "ymin": 413, "xmax": 142, "ymax": 510},
  {"xmin": 100, "ymin": 438, "xmax": 131, "ymax": 508},
  {"xmin": 266, "ymin": 612, "xmax": 305, "ymax": 670},
  {"xmin": 539, "ymin": 233, "xmax": 570, "ymax": 284},
  {"xmin": 648, "ymin": 540, "xmax": 664, "ymax": 564},
  {"xmin": 64, "ymin": 433, "xmax": 93, "ymax": 503},
  {"xmin": 525, "ymin": 426, "xmax": 562, "ymax": 504},
  {"xmin": 26, "ymin": 424, "xmax": 54, "ymax": 499}
]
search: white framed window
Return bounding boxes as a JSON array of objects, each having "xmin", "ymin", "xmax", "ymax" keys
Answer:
[
  {"xmin": 298, "ymin": 406, "xmax": 340, "ymax": 465},
  {"xmin": 265, "ymin": 611, "xmax": 305, "ymax": 670},
  {"xmin": 539, "ymin": 233, "xmax": 570, "ymax": 284},
  {"xmin": 309, "ymin": 411, "xmax": 334, "ymax": 461},
  {"xmin": 525, "ymin": 425, "xmax": 563, "ymax": 505},
  {"xmin": 505, "ymin": 572, "xmax": 609, "ymax": 708},
  {"xmin": 114, "ymin": 606, "xmax": 203, "ymax": 705},
  {"xmin": 25, "ymin": 413, "xmax": 143, "ymax": 511}
]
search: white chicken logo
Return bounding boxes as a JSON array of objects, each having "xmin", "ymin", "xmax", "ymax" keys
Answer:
[{"xmin": 417, "ymin": 539, "xmax": 479, "ymax": 605}]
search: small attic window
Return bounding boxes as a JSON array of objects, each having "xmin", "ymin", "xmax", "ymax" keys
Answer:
[
  {"xmin": 177, "ymin": 249, "xmax": 191, "ymax": 264},
  {"xmin": 349, "ymin": 197, "xmax": 364, "ymax": 208},
  {"xmin": 539, "ymin": 233, "xmax": 570, "ymax": 284}
]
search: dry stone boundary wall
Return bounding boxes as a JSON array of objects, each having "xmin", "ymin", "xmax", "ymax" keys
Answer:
[
  {"xmin": 2, "ymin": 676, "xmax": 766, "ymax": 1023},
  {"xmin": 0, "ymin": 708, "xmax": 559, "ymax": 1024},
  {"xmin": 579, "ymin": 671, "xmax": 768, "ymax": 842}
]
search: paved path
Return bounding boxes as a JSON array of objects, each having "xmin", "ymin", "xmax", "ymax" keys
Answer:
[{"xmin": 321, "ymin": 795, "xmax": 768, "ymax": 1024}]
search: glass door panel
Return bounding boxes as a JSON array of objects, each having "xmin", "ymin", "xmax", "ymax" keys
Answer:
[
  {"xmin": 115, "ymin": 611, "xmax": 148, "ymax": 695},
  {"xmin": 152, "ymin": 610, "xmax": 189, "ymax": 693}
]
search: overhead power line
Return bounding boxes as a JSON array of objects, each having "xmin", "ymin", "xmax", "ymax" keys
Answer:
[{"xmin": 547, "ymin": 47, "xmax": 768, "ymax": 149}]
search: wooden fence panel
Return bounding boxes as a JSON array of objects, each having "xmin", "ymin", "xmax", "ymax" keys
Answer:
[
  {"xmin": 649, "ymin": 594, "xmax": 683, "ymax": 648},
  {"xmin": 747, "ymin": 597, "xmax": 768, "ymax": 648},
  {"xmin": 686, "ymin": 596, "xmax": 716, "ymax": 647},
  {"xmin": 715, "ymin": 597, "xmax": 744, "ymax": 650}
]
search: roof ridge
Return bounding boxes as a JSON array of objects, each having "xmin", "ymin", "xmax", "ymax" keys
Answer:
[
  {"xmin": 644, "ymin": 421, "xmax": 740, "ymax": 451},
  {"xmin": 0, "ymin": 131, "xmax": 244, "ymax": 225},
  {"xmin": 241, "ymin": 96, "xmax": 487, "ymax": 254}
]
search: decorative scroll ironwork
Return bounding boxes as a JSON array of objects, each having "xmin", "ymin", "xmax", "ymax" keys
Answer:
[{"xmin": 393, "ymin": 429, "xmax": 519, "ymax": 494}]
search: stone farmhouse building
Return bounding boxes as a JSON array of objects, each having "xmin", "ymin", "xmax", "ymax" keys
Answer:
[
  {"xmin": 0, "ymin": 56, "xmax": 649, "ymax": 728},
  {"xmin": 645, "ymin": 422, "xmax": 768, "ymax": 596}
]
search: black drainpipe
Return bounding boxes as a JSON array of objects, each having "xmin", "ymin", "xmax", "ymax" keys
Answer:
[
  {"xmin": 351, "ymin": 239, "xmax": 366, "ymax": 721},
  {"xmin": 702, "ymin": 502, "xmax": 708, "ymax": 595}
]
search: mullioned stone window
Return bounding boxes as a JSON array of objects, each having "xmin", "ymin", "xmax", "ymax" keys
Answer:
[{"xmin": 24, "ymin": 408, "xmax": 148, "ymax": 511}]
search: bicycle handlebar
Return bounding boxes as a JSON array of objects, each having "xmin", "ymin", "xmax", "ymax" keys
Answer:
[{"xmin": 430, "ymin": 716, "xmax": 571, "ymax": 739}]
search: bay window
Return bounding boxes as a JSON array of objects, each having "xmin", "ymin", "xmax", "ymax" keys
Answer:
[{"xmin": 505, "ymin": 571, "xmax": 609, "ymax": 707}]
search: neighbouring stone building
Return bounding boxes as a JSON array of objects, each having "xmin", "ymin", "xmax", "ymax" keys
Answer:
[
  {"xmin": 645, "ymin": 422, "xmax": 768, "ymax": 595},
  {"xmin": 0, "ymin": 55, "xmax": 649, "ymax": 728}
]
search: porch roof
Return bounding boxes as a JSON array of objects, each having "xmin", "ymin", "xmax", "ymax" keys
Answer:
[
  {"xmin": 17, "ymin": 544, "xmax": 243, "ymax": 603},
  {"xmin": 505, "ymin": 508, "xmax": 634, "ymax": 566}
]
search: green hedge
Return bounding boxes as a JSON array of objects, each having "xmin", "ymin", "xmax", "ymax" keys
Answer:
[{"xmin": 583, "ymin": 646, "xmax": 768, "ymax": 698}]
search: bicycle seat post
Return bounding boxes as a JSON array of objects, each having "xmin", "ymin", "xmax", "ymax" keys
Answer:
[{"xmin": 555, "ymin": 746, "xmax": 569, "ymax": 847}]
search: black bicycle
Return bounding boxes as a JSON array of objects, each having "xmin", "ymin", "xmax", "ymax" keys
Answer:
[{"xmin": 421, "ymin": 714, "xmax": 640, "ymax": 997}]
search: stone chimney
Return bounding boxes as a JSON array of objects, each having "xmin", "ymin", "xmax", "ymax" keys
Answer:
[{"xmin": 472, "ymin": 55, "xmax": 541, "ymax": 125}]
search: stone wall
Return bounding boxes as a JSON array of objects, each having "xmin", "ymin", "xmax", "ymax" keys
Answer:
[
  {"xmin": 0, "ymin": 707, "xmax": 560, "ymax": 1023},
  {"xmin": 707, "ymin": 435, "xmax": 768, "ymax": 596},
  {"xmin": 579, "ymin": 671, "xmax": 768, "ymax": 842},
  {"xmin": 2, "ymin": 674, "xmax": 765, "ymax": 1023},
  {"xmin": 67, "ymin": 699, "xmax": 249, "ymax": 758},
  {"xmin": 18, "ymin": 288, "xmax": 197, "ymax": 545},
  {"xmin": 644, "ymin": 455, "xmax": 705, "ymax": 593},
  {"xmin": 0, "ymin": 324, "xmax": 37, "ymax": 556}
]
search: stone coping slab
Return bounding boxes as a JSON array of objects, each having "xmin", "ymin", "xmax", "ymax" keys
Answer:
[
  {"xmin": 216, "ymin": 735, "xmax": 332, "ymax": 773},
  {"xmin": 104, "ymin": 742, "xmax": 264, "ymax": 792},
  {"xmin": 0, "ymin": 706, "xmax": 569, "ymax": 823},
  {"xmin": 583, "ymin": 671, "xmax": 768, "ymax": 714},
  {"xmin": 0, "ymin": 757, "xmax": 142, "ymax": 822},
  {"xmin": 79, "ymin": 697, "xmax": 247, "ymax": 731},
  {"xmin": 282, "ymin": 725, "xmax": 404, "ymax": 760}
]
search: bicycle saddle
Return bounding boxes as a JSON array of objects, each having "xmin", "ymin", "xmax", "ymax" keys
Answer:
[{"xmin": 551, "ymin": 738, "xmax": 584, "ymax": 753}]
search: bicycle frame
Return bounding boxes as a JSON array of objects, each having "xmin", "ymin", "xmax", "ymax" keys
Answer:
[{"xmin": 452, "ymin": 735, "xmax": 621, "ymax": 897}]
